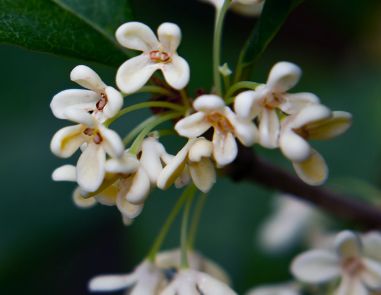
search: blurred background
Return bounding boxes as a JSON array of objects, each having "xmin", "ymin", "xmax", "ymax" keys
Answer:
[{"xmin": 1, "ymin": 0, "xmax": 381, "ymax": 293}]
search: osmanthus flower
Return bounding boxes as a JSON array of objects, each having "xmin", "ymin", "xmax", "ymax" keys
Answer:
[
  {"xmin": 291, "ymin": 230, "xmax": 381, "ymax": 295},
  {"xmin": 234, "ymin": 62, "xmax": 320, "ymax": 148},
  {"xmin": 279, "ymin": 104, "xmax": 351, "ymax": 185},
  {"xmin": 175, "ymin": 94, "xmax": 257, "ymax": 167},
  {"xmin": 115, "ymin": 22, "xmax": 190, "ymax": 94},
  {"xmin": 50, "ymin": 65, "xmax": 123, "ymax": 124},
  {"xmin": 202, "ymin": 0, "xmax": 264, "ymax": 15},
  {"xmin": 161, "ymin": 269, "xmax": 237, "ymax": 295},
  {"xmin": 157, "ymin": 137, "xmax": 216, "ymax": 193},
  {"xmin": 246, "ymin": 282, "xmax": 300, "ymax": 295},
  {"xmin": 50, "ymin": 117, "xmax": 124, "ymax": 192},
  {"xmin": 52, "ymin": 163, "xmax": 143, "ymax": 225}
]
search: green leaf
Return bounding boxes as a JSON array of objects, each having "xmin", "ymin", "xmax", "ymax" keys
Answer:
[
  {"xmin": 0, "ymin": 0, "xmax": 134, "ymax": 66},
  {"xmin": 236, "ymin": 0, "xmax": 304, "ymax": 80}
]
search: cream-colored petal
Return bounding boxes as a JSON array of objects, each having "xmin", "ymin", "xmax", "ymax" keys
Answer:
[
  {"xmin": 336, "ymin": 276, "xmax": 368, "ymax": 295},
  {"xmin": 70, "ymin": 65, "xmax": 106, "ymax": 92},
  {"xmin": 174, "ymin": 166, "xmax": 191, "ymax": 189},
  {"xmin": 52, "ymin": 165, "xmax": 76, "ymax": 182},
  {"xmin": 157, "ymin": 140, "xmax": 193, "ymax": 190},
  {"xmin": 267, "ymin": 62, "xmax": 301, "ymax": 93},
  {"xmin": 140, "ymin": 137, "xmax": 168, "ymax": 184},
  {"xmin": 292, "ymin": 149, "xmax": 328, "ymax": 186},
  {"xmin": 72, "ymin": 187, "xmax": 97, "ymax": 208},
  {"xmin": 50, "ymin": 89, "xmax": 98, "ymax": 120},
  {"xmin": 213, "ymin": 130, "xmax": 238, "ymax": 167},
  {"xmin": 279, "ymin": 130, "xmax": 311, "ymax": 162},
  {"xmin": 116, "ymin": 55, "xmax": 159, "ymax": 94},
  {"xmin": 280, "ymin": 92, "xmax": 320, "ymax": 115},
  {"xmin": 335, "ymin": 230, "xmax": 362, "ymax": 259},
  {"xmin": 63, "ymin": 107, "xmax": 96, "ymax": 126},
  {"xmin": 188, "ymin": 138, "xmax": 213, "ymax": 162},
  {"xmin": 202, "ymin": 257, "xmax": 231, "ymax": 285},
  {"xmin": 246, "ymin": 283, "xmax": 299, "ymax": 295},
  {"xmin": 290, "ymin": 104, "xmax": 331, "ymax": 130},
  {"xmin": 115, "ymin": 22, "xmax": 158, "ymax": 52},
  {"xmin": 50, "ymin": 124, "xmax": 86, "ymax": 158},
  {"xmin": 175, "ymin": 112, "xmax": 210, "ymax": 138},
  {"xmin": 95, "ymin": 184, "xmax": 119, "ymax": 206},
  {"xmin": 193, "ymin": 94, "xmax": 225, "ymax": 113},
  {"xmin": 189, "ymin": 158, "xmax": 216, "ymax": 193},
  {"xmin": 124, "ymin": 167, "xmax": 151, "ymax": 204},
  {"xmin": 102, "ymin": 86, "xmax": 123, "ymax": 119},
  {"xmin": 291, "ymin": 249, "xmax": 340, "ymax": 284},
  {"xmin": 363, "ymin": 232, "xmax": 381, "ymax": 261},
  {"xmin": 196, "ymin": 271, "xmax": 237, "ymax": 295},
  {"xmin": 98, "ymin": 124, "xmax": 124, "ymax": 158},
  {"xmin": 161, "ymin": 55, "xmax": 190, "ymax": 90},
  {"xmin": 231, "ymin": 1, "xmax": 264, "ymax": 17},
  {"xmin": 77, "ymin": 143, "xmax": 106, "ymax": 192},
  {"xmin": 361, "ymin": 258, "xmax": 381, "ymax": 289},
  {"xmin": 306, "ymin": 111, "xmax": 352, "ymax": 140},
  {"xmin": 224, "ymin": 107, "xmax": 258, "ymax": 146},
  {"xmin": 157, "ymin": 22, "xmax": 181, "ymax": 53},
  {"xmin": 259, "ymin": 109, "xmax": 280, "ymax": 149},
  {"xmin": 88, "ymin": 273, "xmax": 136, "ymax": 292},
  {"xmin": 116, "ymin": 194, "xmax": 144, "ymax": 220},
  {"xmin": 234, "ymin": 89, "xmax": 264, "ymax": 120},
  {"xmin": 105, "ymin": 152, "xmax": 139, "ymax": 174}
]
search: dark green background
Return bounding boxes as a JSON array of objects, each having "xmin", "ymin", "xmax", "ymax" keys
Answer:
[{"xmin": 1, "ymin": 0, "xmax": 381, "ymax": 294}]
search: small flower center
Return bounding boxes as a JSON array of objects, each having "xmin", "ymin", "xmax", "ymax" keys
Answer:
[
  {"xmin": 149, "ymin": 50, "xmax": 171, "ymax": 63},
  {"xmin": 96, "ymin": 92, "xmax": 108, "ymax": 111},
  {"xmin": 83, "ymin": 128, "xmax": 103, "ymax": 144},
  {"xmin": 206, "ymin": 112, "xmax": 235, "ymax": 134},
  {"xmin": 341, "ymin": 257, "xmax": 364, "ymax": 277},
  {"xmin": 263, "ymin": 93, "xmax": 283, "ymax": 109}
]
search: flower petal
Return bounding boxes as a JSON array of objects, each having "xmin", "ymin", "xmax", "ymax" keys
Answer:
[
  {"xmin": 363, "ymin": 232, "xmax": 381, "ymax": 261},
  {"xmin": 98, "ymin": 124, "xmax": 124, "ymax": 158},
  {"xmin": 213, "ymin": 130, "xmax": 238, "ymax": 167},
  {"xmin": 157, "ymin": 140, "xmax": 193, "ymax": 190},
  {"xmin": 188, "ymin": 138, "xmax": 213, "ymax": 162},
  {"xmin": 77, "ymin": 143, "xmax": 106, "ymax": 192},
  {"xmin": 280, "ymin": 92, "xmax": 320, "ymax": 114},
  {"xmin": 197, "ymin": 271, "xmax": 237, "ymax": 295},
  {"xmin": 116, "ymin": 194, "xmax": 144, "ymax": 219},
  {"xmin": 224, "ymin": 107, "xmax": 258, "ymax": 146},
  {"xmin": 279, "ymin": 130, "xmax": 311, "ymax": 162},
  {"xmin": 306, "ymin": 111, "xmax": 352, "ymax": 140},
  {"xmin": 259, "ymin": 109, "xmax": 280, "ymax": 149},
  {"xmin": 95, "ymin": 184, "xmax": 119, "ymax": 206},
  {"xmin": 291, "ymin": 249, "xmax": 340, "ymax": 284},
  {"xmin": 361, "ymin": 258, "xmax": 381, "ymax": 289},
  {"xmin": 72, "ymin": 187, "xmax": 97, "ymax": 208},
  {"xmin": 292, "ymin": 149, "xmax": 328, "ymax": 186},
  {"xmin": 157, "ymin": 22, "xmax": 181, "ymax": 53},
  {"xmin": 193, "ymin": 95, "xmax": 225, "ymax": 113},
  {"xmin": 70, "ymin": 65, "xmax": 106, "ymax": 92},
  {"xmin": 115, "ymin": 22, "xmax": 158, "ymax": 52},
  {"xmin": 103, "ymin": 86, "xmax": 123, "ymax": 119},
  {"xmin": 336, "ymin": 276, "xmax": 368, "ymax": 295},
  {"xmin": 105, "ymin": 152, "xmax": 139, "ymax": 174},
  {"xmin": 50, "ymin": 89, "xmax": 98, "ymax": 120},
  {"xmin": 52, "ymin": 165, "xmax": 76, "ymax": 182},
  {"xmin": 161, "ymin": 55, "xmax": 190, "ymax": 90},
  {"xmin": 189, "ymin": 158, "xmax": 216, "ymax": 193},
  {"xmin": 234, "ymin": 89, "xmax": 264, "ymax": 120},
  {"xmin": 335, "ymin": 230, "xmax": 362, "ymax": 259},
  {"xmin": 267, "ymin": 62, "xmax": 301, "ymax": 93},
  {"xmin": 50, "ymin": 124, "xmax": 86, "ymax": 158},
  {"xmin": 116, "ymin": 55, "xmax": 159, "ymax": 94},
  {"xmin": 123, "ymin": 167, "xmax": 151, "ymax": 204},
  {"xmin": 175, "ymin": 112, "xmax": 210, "ymax": 138},
  {"xmin": 290, "ymin": 104, "xmax": 331, "ymax": 130},
  {"xmin": 88, "ymin": 274, "xmax": 136, "ymax": 292}
]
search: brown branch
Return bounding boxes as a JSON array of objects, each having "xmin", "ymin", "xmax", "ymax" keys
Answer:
[{"xmin": 226, "ymin": 146, "xmax": 381, "ymax": 229}]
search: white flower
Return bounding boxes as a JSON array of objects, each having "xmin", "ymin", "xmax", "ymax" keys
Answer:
[
  {"xmin": 89, "ymin": 260, "xmax": 166, "ymax": 294},
  {"xmin": 202, "ymin": 0, "xmax": 264, "ymax": 15},
  {"xmin": 279, "ymin": 104, "xmax": 352, "ymax": 185},
  {"xmin": 161, "ymin": 269, "xmax": 237, "ymax": 295},
  {"xmin": 157, "ymin": 138, "xmax": 216, "ymax": 193},
  {"xmin": 175, "ymin": 95, "xmax": 257, "ymax": 167},
  {"xmin": 291, "ymin": 230, "xmax": 381, "ymax": 295},
  {"xmin": 259, "ymin": 194, "xmax": 319, "ymax": 253},
  {"xmin": 234, "ymin": 62, "xmax": 320, "ymax": 148},
  {"xmin": 246, "ymin": 282, "xmax": 300, "ymax": 295},
  {"xmin": 50, "ymin": 118, "xmax": 124, "ymax": 192},
  {"xmin": 115, "ymin": 22, "xmax": 190, "ymax": 94},
  {"xmin": 50, "ymin": 65, "xmax": 123, "ymax": 125}
]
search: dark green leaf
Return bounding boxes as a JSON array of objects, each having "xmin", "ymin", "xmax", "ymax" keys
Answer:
[
  {"xmin": 0, "ymin": 0, "xmax": 134, "ymax": 66},
  {"xmin": 236, "ymin": 0, "xmax": 303, "ymax": 80}
]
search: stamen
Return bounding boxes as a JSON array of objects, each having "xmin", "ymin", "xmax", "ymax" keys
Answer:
[
  {"xmin": 96, "ymin": 92, "xmax": 108, "ymax": 111},
  {"xmin": 83, "ymin": 128, "xmax": 94, "ymax": 136},
  {"xmin": 93, "ymin": 132, "xmax": 103, "ymax": 144},
  {"xmin": 149, "ymin": 50, "xmax": 171, "ymax": 63},
  {"xmin": 206, "ymin": 112, "xmax": 234, "ymax": 133}
]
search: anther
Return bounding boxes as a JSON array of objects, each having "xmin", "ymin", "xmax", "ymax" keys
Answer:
[
  {"xmin": 96, "ymin": 92, "xmax": 108, "ymax": 111},
  {"xmin": 149, "ymin": 50, "xmax": 171, "ymax": 63}
]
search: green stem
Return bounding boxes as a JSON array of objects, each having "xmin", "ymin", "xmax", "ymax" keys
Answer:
[
  {"xmin": 213, "ymin": 0, "xmax": 231, "ymax": 96},
  {"xmin": 180, "ymin": 186, "xmax": 196, "ymax": 268},
  {"xmin": 187, "ymin": 193, "xmax": 207, "ymax": 250},
  {"xmin": 105, "ymin": 101, "xmax": 185, "ymax": 126},
  {"xmin": 180, "ymin": 89, "xmax": 191, "ymax": 109},
  {"xmin": 134, "ymin": 85, "xmax": 172, "ymax": 96},
  {"xmin": 225, "ymin": 81, "xmax": 260, "ymax": 104},
  {"xmin": 147, "ymin": 185, "xmax": 195, "ymax": 262},
  {"xmin": 123, "ymin": 116, "xmax": 157, "ymax": 146},
  {"xmin": 129, "ymin": 112, "xmax": 182, "ymax": 155}
]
